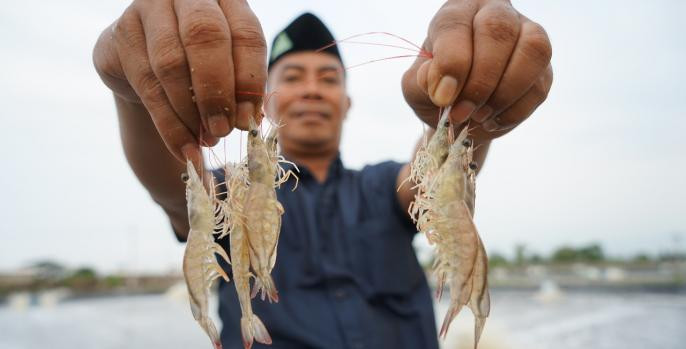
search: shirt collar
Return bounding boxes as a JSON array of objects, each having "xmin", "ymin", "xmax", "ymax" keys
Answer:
[{"xmin": 283, "ymin": 152, "xmax": 344, "ymax": 185}]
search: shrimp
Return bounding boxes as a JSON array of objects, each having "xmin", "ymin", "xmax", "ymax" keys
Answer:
[
  {"xmin": 181, "ymin": 159, "xmax": 231, "ymax": 349},
  {"xmin": 409, "ymin": 106, "xmax": 453, "ymax": 187},
  {"xmin": 244, "ymin": 117, "xmax": 284, "ymax": 303},
  {"xmin": 427, "ymin": 127, "xmax": 480, "ymax": 339},
  {"xmin": 405, "ymin": 107, "xmax": 452, "ymax": 235},
  {"xmin": 462, "ymin": 147, "xmax": 490, "ymax": 349},
  {"xmin": 223, "ymin": 163, "xmax": 272, "ymax": 349}
]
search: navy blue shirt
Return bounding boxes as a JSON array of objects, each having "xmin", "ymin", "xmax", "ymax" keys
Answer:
[{"xmin": 213, "ymin": 156, "xmax": 437, "ymax": 349}]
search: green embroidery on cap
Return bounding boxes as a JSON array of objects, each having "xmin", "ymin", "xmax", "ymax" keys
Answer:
[{"xmin": 271, "ymin": 32, "xmax": 293, "ymax": 61}]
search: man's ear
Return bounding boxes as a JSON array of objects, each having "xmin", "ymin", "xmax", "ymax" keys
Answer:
[{"xmin": 343, "ymin": 95, "xmax": 352, "ymax": 119}]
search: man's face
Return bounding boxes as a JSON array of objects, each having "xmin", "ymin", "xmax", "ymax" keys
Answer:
[{"xmin": 266, "ymin": 51, "xmax": 350, "ymax": 155}]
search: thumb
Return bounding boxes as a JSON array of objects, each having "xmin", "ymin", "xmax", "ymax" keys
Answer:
[{"xmin": 402, "ymin": 56, "xmax": 439, "ymax": 127}]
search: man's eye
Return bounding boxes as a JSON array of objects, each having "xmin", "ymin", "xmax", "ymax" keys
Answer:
[
  {"xmin": 321, "ymin": 76, "xmax": 339, "ymax": 84},
  {"xmin": 283, "ymin": 75, "xmax": 300, "ymax": 82}
]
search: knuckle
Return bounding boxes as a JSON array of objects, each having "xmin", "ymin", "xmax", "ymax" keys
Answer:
[
  {"xmin": 435, "ymin": 54, "xmax": 471, "ymax": 79},
  {"xmin": 478, "ymin": 6, "xmax": 519, "ymax": 44},
  {"xmin": 114, "ymin": 9, "xmax": 142, "ymax": 45},
  {"xmin": 432, "ymin": 18, "xmax": 471, "ymax": 37},
  {"xmin": 135, "ymin": 71, "xmax": 164, "ymax": 105},
  {"xmin": 520, "ymin": 22, "xmax": 553, "ymax": 65},
  {"xmin": 150, "ymin": 39, "xmax": 187, "ymax": 81},
  {"xmin": 430, "ymin": 4, "xmax": 472, "ymax": 36},
  {"xmin": 231, "ymin": 22, "xmax": 267, "ymax": 51},
  {"xmin": 182, "ymin": 16, "xmax": 229, "ymax": 48},
  {"xmin": 531, "ymin": 79, "xmax": 549, "ymax": 103},
  {"xmin": 465, "ymin": 76, "xmax": 497, "ymax": 102}
]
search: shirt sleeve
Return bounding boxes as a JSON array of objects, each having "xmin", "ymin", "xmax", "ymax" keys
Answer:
[{"xmin": 359, "ymin": 160, "xmax": 417, "ymax": 234}]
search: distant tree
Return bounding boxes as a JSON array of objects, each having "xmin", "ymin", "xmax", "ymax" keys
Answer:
[
  {"xmin": 632, "ymin": 253, "xmax": 652, "ymax": 263},
  {"xmin": 551, "ymin": 246, "xmax": 577, "ymax": 263},
  {"xmin": 27, "ymin": 260, "xmax": 67, "ymax": 280},
  {"xmin": 63, "ymin": 267, "xmax": 99, "ymax": 290},
  {"xmin": 528, "ymin": 254, "xmax": 544, "ymax": 264},
  {"xmin": 104, "ymin": 275, "xmax": 124, "ymax": 288},
  {"xmin": 515, "ymin": 244, "xmax": 526, "ymax": 265},
  {"xmin": 578, "ymin": 244, "xmax": 605, "ymax": 262},
  {"xmin": 489, "ymin": 252, "xmax": 509, "ymax": 268},
  {"xmin": 551, "ymin": 243, "xmax": 605, "ymax": 263},
  {"xmin": 73, "ymin": 267, "xmax": 97, "ymax": 279}
]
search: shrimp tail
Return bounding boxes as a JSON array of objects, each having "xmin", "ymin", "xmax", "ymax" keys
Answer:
[
  {"xmin": 250, "ymin": 275, "xmax": 279, "ymax": 303},
  {"xmin": 473, "ymin": 316, "xmax": 486, "ymax": 349},
  {"xmin": 262, "ymin": 275, "xmax": 279, "ymax": 303},
  {"xmin": 202, "ymin": 317, "xmax": 223, "ymax": 349},
  {"xmin": 250, "ymin": 278, "xmax": 261, "ymax": 299},
  {"xmin": 439, "ymin": 302, "xmax": 463, "ymax": 339},
  {"xmin": 241, "ymin": 314, "xmax": 272, "ymax": 348}
]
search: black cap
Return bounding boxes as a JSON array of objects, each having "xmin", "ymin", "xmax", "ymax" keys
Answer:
[{"xmin": 268, "ymin": 12, "xmax": 343, "ymax": 70}]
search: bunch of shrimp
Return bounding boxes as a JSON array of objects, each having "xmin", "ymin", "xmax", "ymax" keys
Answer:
[
  {"xmin": 405, "ymin": 108, "xmax": 490, "ymax": 348},
  {"xmin": 181, "ymin": 159, "xmax": 231, "ymax": 349},
  {"xmin": 405, "ymin": 107, "xmax": 452, "ymax": 239}
]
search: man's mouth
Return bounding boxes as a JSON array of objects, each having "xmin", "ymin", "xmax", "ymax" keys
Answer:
[{"xmin": 293, "ymin": 111, "xmax": 330, "ymax": 120}]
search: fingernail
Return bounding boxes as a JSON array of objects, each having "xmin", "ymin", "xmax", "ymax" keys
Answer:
[
  {"xmin": 482, "ymin": 118, "xmax": 500, "ymax": 132},
  {"xmin": 237, "ymin": 101, "xmax": 256, "ymax": 122},
  {"xmin": 208, "ymin": 113, "xmax": 229, "ymax": 137},
  {"xmin": 431, "ymin": 75, "xmax": 458, "ymax": 106},
  {"xmin": 181, "ymin": 143, "xmax": 200, "ymax": 165},
  {"xmin": 472, "ymin": 105, "xmax": 493, "ymax": 123},
  {"xmin": 452, "ymin": 100, "xmax": 477, "ymax": 123}
]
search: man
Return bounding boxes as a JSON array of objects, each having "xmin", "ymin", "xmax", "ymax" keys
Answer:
[{"xmin": 94, "ymin": 1, "xmax": 552, "ymax": 348}]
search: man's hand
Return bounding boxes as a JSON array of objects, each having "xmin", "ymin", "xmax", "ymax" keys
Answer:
[
  {"xmin": 402, "ymin": 0, "xmax": 553, "ymax": 141},
  {"xmin": 93, "ymin": 0, "xmax": 267, "ymax": 163}
]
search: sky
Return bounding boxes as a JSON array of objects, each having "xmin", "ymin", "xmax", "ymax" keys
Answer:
[{"xmin": 1, "ymin": 0, "xmax": 685, "ymax": 273}]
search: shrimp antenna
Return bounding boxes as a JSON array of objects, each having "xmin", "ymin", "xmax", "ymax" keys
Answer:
[
  {"xmin": 344, "ymin": 54, "xmax": 425, "ymax": 70},
  {"xmin": 318, "ymin": 31, "xmax": 429, "ymax": 57},
  {"xmin": 328, "ymin": 40, "xmax": 424, "ymax": 54},
  {"xmin": 317, "ymin": 31, "xmax": 432, "ymax": 71}
]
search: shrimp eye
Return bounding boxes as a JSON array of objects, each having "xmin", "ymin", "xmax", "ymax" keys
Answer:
[
  {"xmin": 250, "ymin": 130, "xmax": 258, "ymax": 137},
  {"xmin": 443, "ymin": 121, "xmax": 450, "ymax": 127},
  {"xmin": 274, "ymin": 139, "xmax": 278, "ymax": 144},
  {"xmin": 469, "ymin": 162, "xmax": 478, "ymax": 170},
  {"xmin": 181, "ymin": 173, "xmax": 189, "ymax": 182},
  {"xmin": 462, "ymin": 138, "xmax": 472, "ymax": 147}
]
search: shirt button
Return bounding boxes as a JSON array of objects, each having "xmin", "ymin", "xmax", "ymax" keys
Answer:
[{"xmin": 334, "ymin": 289, "xmax": 347, "ymax": 299}]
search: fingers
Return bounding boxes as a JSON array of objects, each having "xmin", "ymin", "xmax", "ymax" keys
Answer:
[
  {"xmin": 93, "ymin": 21, "xmax": 138, "ymax": 102},
  {"xmin": 471, "ymin": 17, "xmax": 552, "ymax": 124},
  {"xmin": 451, "ymin": 2, "xmax": 520, "ymax": 123},
  {"xmin": 113, "ymin": 6, "xmax": 200, "ymax": 164},
  {"xmin": 175, "ymin": 0, "xmax": 236, "ymax": 137},
  {"xmin": 479, "ymin": 64, "xmax": 553, "ymax": 136},
  {"xmin": 402, "ymin": 53, "xmax": 437, "ymax": 126},
  {"xmin": 421, "ymin": 1, "xmax": 478, "ymax": 107},
  {"xmin": 217, "ymin": 0, "xmax": 267, "ymax": 130},
  {"xmin": 137, "ymin": 0, "xmax": 206, "ymax": 143}
]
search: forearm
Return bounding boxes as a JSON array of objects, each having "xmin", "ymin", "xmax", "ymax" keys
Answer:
[{"xmin": 115, "ymin": 95, "xmax": 189, "ymax": 238}]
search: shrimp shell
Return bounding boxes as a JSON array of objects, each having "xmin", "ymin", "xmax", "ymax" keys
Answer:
[
  {"xmin": 244, "ymin": 118, "xmax": 284, "ymax": 303},
  {"xmin": 182, "ymin": 160, "xmax": 231, "ymax": 349},
  {"xmin": 224, "ymin": 163, "xmax": 272, "ymax": 348}
]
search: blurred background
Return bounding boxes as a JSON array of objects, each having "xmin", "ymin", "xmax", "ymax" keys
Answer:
[{"xmin": 1, "ymin": 0, "xmax": 685, "ymax": 348}]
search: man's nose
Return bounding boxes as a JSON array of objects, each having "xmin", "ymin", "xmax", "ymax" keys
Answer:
[{"xmin": 301, "ymin": 77, "xmax": 322, "ymax": 100}]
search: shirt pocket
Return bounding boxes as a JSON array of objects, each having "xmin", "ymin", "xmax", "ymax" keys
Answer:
[{"xmin": 348, "ymin": 218, "xmax": 424, "ymax": 298}]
